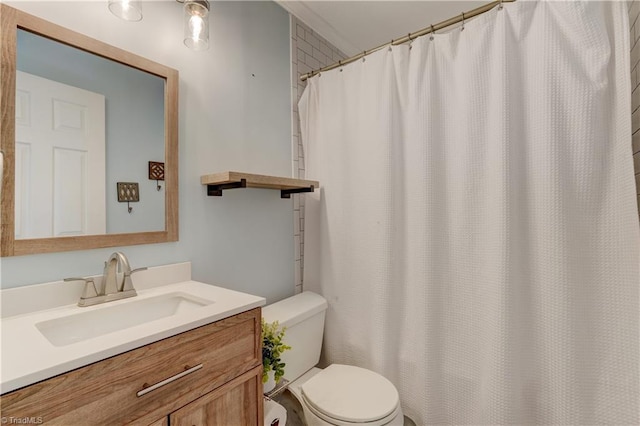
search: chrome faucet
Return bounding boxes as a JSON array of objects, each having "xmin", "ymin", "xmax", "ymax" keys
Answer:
[{"xmin": 64, "ymin": 252, "xmax": 147, "ymax": 307}]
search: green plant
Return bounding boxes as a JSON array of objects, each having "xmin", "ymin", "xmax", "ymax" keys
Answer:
[{"xmin": 262, "ymin": 319, "xmax": 291, "ymax": 384}]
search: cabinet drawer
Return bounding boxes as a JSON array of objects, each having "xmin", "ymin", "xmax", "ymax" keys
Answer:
[{"xmin": 1, "ymin": 308, "xmax": 261, "ymax": 425}]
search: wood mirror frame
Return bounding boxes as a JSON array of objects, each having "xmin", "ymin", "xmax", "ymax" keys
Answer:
[{"xmin": 0, "ymin": 5, "xmax": 179, "ymax": 256}]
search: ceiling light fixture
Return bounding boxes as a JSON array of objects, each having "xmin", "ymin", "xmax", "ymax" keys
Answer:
[
  {"xmin": 182, "ymin": 0, "xmax": 210, "ymax": 51},
  {"xmin": 108, "ymin": 0, "xmax": 210, "ymax": 51},
  {"xmin": 108, "ymin": 0, "xmax": 142, "ymax": 22}
]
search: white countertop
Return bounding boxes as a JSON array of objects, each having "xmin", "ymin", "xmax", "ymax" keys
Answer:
[{"xmin": 1, "ymin": 273, "xmax": 265, "ymax": 393}]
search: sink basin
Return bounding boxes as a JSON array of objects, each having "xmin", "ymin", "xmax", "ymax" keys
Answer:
[{"xmin": 36, "ymin": 292, "xmax": 214, "ymax": 347}]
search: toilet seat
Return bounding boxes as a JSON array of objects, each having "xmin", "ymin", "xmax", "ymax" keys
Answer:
[
  {"xmin": 302, "ymin": 394, "xmax": 402, "ymax": 426},
  {"xmin": 300, "ymin": 364, "xmax": 400, "ymax": 425}
]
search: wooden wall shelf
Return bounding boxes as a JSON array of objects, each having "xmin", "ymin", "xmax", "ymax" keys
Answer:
[{"xmin": 201, "ymin": 171, "xmax": 319, "ymax": 198}]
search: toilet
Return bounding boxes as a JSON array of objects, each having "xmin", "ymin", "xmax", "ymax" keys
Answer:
[{"xmin": 262, "ymin": 292, "xmax": 404, "ymax": 426}]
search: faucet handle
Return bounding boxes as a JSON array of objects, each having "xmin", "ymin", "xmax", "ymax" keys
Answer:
[
  {"xmin": 64, "ymin": 277, "xmax": 92, "ymax": 282},
  {"xmin": 122, "ymin": 266, "xmax": 146, "ymax": 292},
  {"xmin": 126, "ymin": 267, "xmax": 148, "ymax": 276},
  {"xmin": 64, "ymin": 277, "xmax": 99, "ymax": 300}
]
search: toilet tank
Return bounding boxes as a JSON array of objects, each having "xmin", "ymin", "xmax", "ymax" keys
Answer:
[{"xmin": 262, "ymin": 291, "xmax": 328, "ymax": 382}]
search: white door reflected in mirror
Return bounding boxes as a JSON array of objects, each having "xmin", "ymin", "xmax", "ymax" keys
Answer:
[{"xmin": 15, "ymin": 71, "xmax": 106, "ymax": 239}]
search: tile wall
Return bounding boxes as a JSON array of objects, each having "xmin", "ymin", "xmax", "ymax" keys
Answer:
[
  {"xmin": 290, "ymin": 16, "xmax": 347, "ymax": 293},
  {"xmin": 630, "ymin": 1, "xmax": 640, "ymax": 212}
]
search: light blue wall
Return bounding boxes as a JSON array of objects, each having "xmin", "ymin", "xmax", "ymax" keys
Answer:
[
  {"xmin": 17, "ymin": 29, "xmax": 166, "ymax": 233},
  {"xmin": 1, "ymin": 1, "xmax": 294, "ymax": 304}
]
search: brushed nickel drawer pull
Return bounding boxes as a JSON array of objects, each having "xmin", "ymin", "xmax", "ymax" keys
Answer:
[{"xmin": 137, "ymin": 364, "xmax": 203, "ymax": 397}]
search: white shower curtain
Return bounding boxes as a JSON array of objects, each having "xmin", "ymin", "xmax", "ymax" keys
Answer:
[{"xmin": 299, "ymin": 1, "xmax": 639, "ymax": 424}]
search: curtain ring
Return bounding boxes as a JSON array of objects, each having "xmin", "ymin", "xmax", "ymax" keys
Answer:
[
  {"xmin": 338, "ymin": 60, "xmax": 343, "ymax": 72},
  {"xmin": 461, "ymin": 12, "xmax": 465, "ymax": 31},
  {"xmin": 407, "ymin": 33, "xmax": 413, "ymax": 50},
  {"xmin": 388, "ymin": 39, "xmax": 393, "ymax": 52},
  {"xmin": 498, "ymin": 0, "xmax": 503, "ymax": 10},
  {"xmin": 362, "ymin": 51, "xmax": 366, "ymax": 62},
  {"xmin": 430, "ymin": 25, "xmax": 435, "ymax": 41}
]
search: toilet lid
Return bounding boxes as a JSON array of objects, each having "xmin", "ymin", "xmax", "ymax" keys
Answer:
[{"xmin": 301, "ymin": 364, "xmax": 399, "ymax": 423}]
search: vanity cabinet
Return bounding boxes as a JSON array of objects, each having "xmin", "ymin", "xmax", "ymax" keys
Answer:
[{"xmin": 0, "ymin": 308, "xmax": 263, "ymax": 425}]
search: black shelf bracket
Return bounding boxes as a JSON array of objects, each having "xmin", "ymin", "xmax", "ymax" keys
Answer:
[
  {"xmin": 281, "ymin": 185, "xmax": 315, "ymax": 199},
  {"xmin": 207, "ymin": 179, "xmax": 247, "ymax": 196}
]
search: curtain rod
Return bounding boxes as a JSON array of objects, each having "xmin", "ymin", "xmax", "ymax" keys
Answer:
[{"xmin": 299, "ymin": 0, "xmax": 515, "ymax": 81}]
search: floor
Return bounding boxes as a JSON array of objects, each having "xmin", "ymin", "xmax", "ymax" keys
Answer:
[
  {"xmin": 271, "ymin": 389, "xmax": 417, "ymax": 426},
  {"xmin": 272, "ymin": 390, "xmax": 305, "ymax": 426}
]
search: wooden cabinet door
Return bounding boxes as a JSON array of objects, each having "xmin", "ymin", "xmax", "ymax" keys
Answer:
[{"xmin": 170, "ymin": 366, "xmax": 263, "ymax": 426}]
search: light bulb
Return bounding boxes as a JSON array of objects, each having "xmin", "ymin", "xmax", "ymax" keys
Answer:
[{"xmin": 188, "ymin": 15, "xmax": 204, "ymax": 42}]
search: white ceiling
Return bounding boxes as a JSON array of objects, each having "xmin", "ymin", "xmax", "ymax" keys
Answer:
[{"xmin": 276, "ymin": 1, "xmax": 487, "ymax": 57}]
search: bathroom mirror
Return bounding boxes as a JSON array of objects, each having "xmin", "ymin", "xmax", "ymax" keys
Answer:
[{"xmin": 0, "ymin": 5, "xmax": 179, "ymax": 256}]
